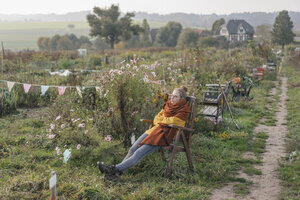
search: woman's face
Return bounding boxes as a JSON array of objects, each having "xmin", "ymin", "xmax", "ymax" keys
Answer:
[{"xmin": 170, "ymin": 90, "xmax": 181, "ymax": 104}]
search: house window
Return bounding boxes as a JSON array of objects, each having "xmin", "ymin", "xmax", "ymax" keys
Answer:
[{"xmin": 240, "ymin": 28, "xmax": 243, "ymax": 33}]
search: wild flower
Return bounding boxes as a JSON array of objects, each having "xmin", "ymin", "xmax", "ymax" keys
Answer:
[
  {"xmin": 61, "ymin": 124, "xmax": 65, "ymax": 129},
  {"xmin": 49, "ymin": 134, "xmax": 56, "ymax": 139},
  {"xmin": 194, "ymin": 118, "xmax": 199, "ymax": 122},
  {"xmin": 84, "ymin": 130, "xmax": 88, "ymax": 135},
  {"xmin": 78, "ymin": 123, "xmax": 85, "ymax": 128},
  {"xmin": 76, "ymin": 144, "xmax": 81, "ymax": 149},
  {"xmin": 105, "ymin": 135, "xmax": 112, "ymax": 142},
  {"xmin": 50, "ymin": 123, "xmax": 55, "ymax": 130},
  {"xmin": 55, "ymin": 115, "xmax": 61, "ymax": 121},
  {"xmin": 73, "ymin": 118, "xmax": 80, "ymax": 123}
]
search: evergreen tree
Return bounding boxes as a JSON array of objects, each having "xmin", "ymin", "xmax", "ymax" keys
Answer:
[{"xmin": 271, "ymin": 10, "xmax": 295, "ymax": 49}]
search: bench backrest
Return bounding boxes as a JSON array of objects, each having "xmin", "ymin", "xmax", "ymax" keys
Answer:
[{"xmin": 185, "ymin": 96, "xmax": 197, "ymax": 129}]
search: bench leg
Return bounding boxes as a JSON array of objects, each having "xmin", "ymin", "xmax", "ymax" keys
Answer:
[
  {"xmin": 166, "ymin": 132, "xmax": 181, "ymax": 177},
  {"xmin": 181, "ymin": 132, "xmax": 193, "ymax": 170}
]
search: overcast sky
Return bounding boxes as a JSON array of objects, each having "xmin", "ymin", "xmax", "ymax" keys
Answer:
[{"xmin": 1, "ymin": 0, "xmax": 300, "ymax": 15}]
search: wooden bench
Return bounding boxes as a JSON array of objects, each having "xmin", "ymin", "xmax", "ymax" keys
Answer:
[
  {"xmin": 198, "ymin": 82, "xmax": 231, "ymax": 125},
  {"xmin": 141, "ymin": 96, "xmax": 197, "ymax": 176}
]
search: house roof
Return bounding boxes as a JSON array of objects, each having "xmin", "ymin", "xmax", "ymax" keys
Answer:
[{"xmin": 226, "ymin": 19, "xmax": 254, "ymax": 34}]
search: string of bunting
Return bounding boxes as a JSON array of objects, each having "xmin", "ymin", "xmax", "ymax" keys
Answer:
[
  {"xmin": 0, "ymin": 79, "xmax": 101, "ymax": 97},
  {"xmin": 0, "ymin": 78, "xmax": 165, "ymax": 97}
]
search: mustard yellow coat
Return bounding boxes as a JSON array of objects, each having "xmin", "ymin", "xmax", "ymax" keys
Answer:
[{"xmin": 145, "ymin": 109, "xmax": 186, "ymax": 134}]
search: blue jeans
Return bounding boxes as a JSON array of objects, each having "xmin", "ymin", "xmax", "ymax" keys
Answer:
[{"xmin": 116, "ymin": 133, "xmax": 159, "ymax": 172}]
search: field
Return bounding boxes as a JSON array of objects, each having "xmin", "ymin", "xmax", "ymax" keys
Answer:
[
  {"xmin": 0, "ymin": 46, "xmax": 299, "ymax": 199},
  {"xmin": 0, "ymin": 20, "xmax": 165, "ymax": 50}
]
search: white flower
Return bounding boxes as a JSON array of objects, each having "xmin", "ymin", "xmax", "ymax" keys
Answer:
[
  {"xmin": 49, "ymin": 134, "xmax": 56, "ymax": 139},
  {"xmin": 55, "ymin": 115, "xmax": 61, "ymax": 121}
]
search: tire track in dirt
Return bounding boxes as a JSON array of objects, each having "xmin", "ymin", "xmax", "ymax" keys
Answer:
[{"xmin": 209, "ymin": 60, "xmax": 287, "ymax": 200}]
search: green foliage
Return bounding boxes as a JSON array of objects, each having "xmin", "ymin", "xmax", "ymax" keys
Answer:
[
  {"xmin": 87, "ymin": 4, "xmax": 143, "ymax": 49},
  {"xmin": 271, "ymin": 10, "xmax": 295, "ymax": 49},
  {"xmin": 211, "ymin": 18, "xmax": 225, "ymax": 35},
  {"xmin": 0, "ymin": 88, "xmax": 18, "ymax": 116},
  {"xmin": 37, "ymin": 34, "xmax": 91, "ymax": 51},
  {"xmin": 156, "ymin": 21, "xmax": 183, "ymax": 47},
  {"xmin": 177, "ymin": 28, "xmax": 200, "ymax": 49},
  {"xmin": 88, "ymin": 54, "xmax": 102, "ymax": 67},
  {"xmin": 198, "ymin": 36, "xmax": 228, "ymax": 49}
]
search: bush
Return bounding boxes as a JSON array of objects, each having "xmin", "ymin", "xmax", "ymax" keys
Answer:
[{"xmin": 0, "ymin": 89, "xmax": 18, "ymax": 116}]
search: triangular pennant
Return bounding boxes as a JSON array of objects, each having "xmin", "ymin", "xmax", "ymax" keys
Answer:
[
  {"xmin": 76, "ymin": 86, "xmax": 82, "ymax": 98},
  {"xmin": 58, "ymin": 87, "xmax": 67, "ymax": 96},
  {"xmin": 7, "ymin": 81, "xmax": 15, "ymax": 92},
  {"xmin": 23, "ymin": 84, "xmax": 31, "ymax": 93},
  {"xmin": 150, "ymin": 80, "xmax": 161, "ymax": 84},
  {"xmin": 41, "ymin": 85, "xmax": 50, "ymax": 96}
]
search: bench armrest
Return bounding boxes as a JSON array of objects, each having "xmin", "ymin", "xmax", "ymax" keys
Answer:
[
  {"xmin": 140, "ymin": 119, "xmax": 153, "ymax": 124},
  {"xmin": 167, "ymin": 124, "xmax": 194, "ymax": 132}
]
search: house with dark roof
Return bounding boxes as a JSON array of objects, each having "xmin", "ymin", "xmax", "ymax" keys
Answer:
[{"xmin": 219, "ymin": 19, "xmax": 254, "ymax": 42}]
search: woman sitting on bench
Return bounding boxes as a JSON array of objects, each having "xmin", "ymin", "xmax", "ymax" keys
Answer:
[{"xmin": 97, "ymin": 86, "xmax": 191, "ymax": 181}]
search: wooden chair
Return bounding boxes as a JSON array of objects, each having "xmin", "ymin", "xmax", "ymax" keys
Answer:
[
  {"xmin": 198, "ymin": 82, "xmax": 231, "ymax": 126},
  {"xmin": 140, "ymin": 96, "xmax": 197, "ymax": 176}
]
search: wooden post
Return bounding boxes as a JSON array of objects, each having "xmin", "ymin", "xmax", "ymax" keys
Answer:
[
  {"xmin": 1, "ymin": 42, "xmax": 4, "ymax": 117},
  {"xmin": 49, "ymin": 171, "xmax": 57, "ymax": 200}
]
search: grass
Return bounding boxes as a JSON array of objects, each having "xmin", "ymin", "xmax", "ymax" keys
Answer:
[
  {"xmin": 233, "ymin": 182, "xmax": 252, "ymax": 196},
  {"xmin": 278, "ymin": 59, "xmax": 300, "ymax": 200},
  {"xmin": 0, "ymin": 20, "xmax": 166, "ymax": 50},
  {"xmin": 0, "ymin": 64, "xmax": 281, "ymax": 199}
]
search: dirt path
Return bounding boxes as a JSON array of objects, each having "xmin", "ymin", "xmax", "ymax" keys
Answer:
[{"xmin": 209, "ymin": 60, "xmax": 288, "ymax": 200}]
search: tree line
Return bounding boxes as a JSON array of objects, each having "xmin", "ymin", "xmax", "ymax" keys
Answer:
[
  {"xmin": 37, "ymin": 34, "xmax": 92, "ymax": 51},
  {"xmin": 37, "ymin": 5, "xmax": 295, "ymax": 51}
]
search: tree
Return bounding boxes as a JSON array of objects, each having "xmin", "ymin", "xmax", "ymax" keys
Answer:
[
  {"xmin": 177, "ymin": 28, "xmax": 199, "ymax": 49},
  {"xmin": 136, "ymin": 19, "xmax": 151, "ymax": 47},
  {"xmin": 211, "ymin": 18, "xmax": 225, "ymax": 35},
  {"xmin": 271, "ymin": 10, "xmax": 295, "ymax": 49},
  {"xmin": 56, "ymin": 36, "xmax": 75, "ymax": 50},
  {"xmin": 156, "ymin": 21, "xmax": 182, "ymax": 47},
  {"xmin": 49, "ymin": 34, "xmax": 61, "ymax": 51},
  {"xmin": 37, "ymin": 37, "xmax": 50, "ymax": 51},
  {"xmin": 87, "ymin": 4, "xmax": 142, "ymax": 49}
]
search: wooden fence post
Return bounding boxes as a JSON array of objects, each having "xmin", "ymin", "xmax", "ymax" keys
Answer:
[
  {"xmin": 1, "ymin": 42, "xmax": 4, "ymax": 117},
  {"xmin": 49, "ymin": 171, "xmax": 57, "ymax": 200}
]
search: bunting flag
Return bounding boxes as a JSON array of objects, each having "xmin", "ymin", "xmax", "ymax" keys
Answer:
[
  {"xmin": 0, "ymin": 79, "xmax": 106, "ymax": 98},
  {"xmin": 150, "ymin": 80, "xmax": 161, "ymax": 84},
  {"xmin": 41, "ymin": 85, "xmax": 50, "ymax": 96},
  {"xmin": 76, "ymin": 86, "xmax": 82, "ymax": 97},
  {"xmin": 7, "ymin": 81, "xmax": 15, "ymax": 92},
  {"xmin": 58, "ymin": 87, "xmax": 67, "ymax": 96},
  {"xmin": 23, "ymin": 84, "xmax": 31, "ymax": 93}
]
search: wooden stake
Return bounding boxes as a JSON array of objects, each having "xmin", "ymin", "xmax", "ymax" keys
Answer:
[
  {"xmin": 1, "ymin": 42, "xmax": 4, "ymax": 117},
  {"xmin": 219, "ymin": 81, "xmax": 240, "ymax": 129},
  {"xmin": 49, "ymin": 171, "xmax": 57, "ymax": 200}
]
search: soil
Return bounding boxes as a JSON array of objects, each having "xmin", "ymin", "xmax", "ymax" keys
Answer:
[{"xmin": 209, "ymin": 60, "xmax": 288, "ymax": 200}]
